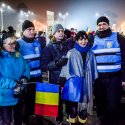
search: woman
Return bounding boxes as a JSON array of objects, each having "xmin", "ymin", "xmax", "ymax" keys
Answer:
[
  {"xmin": 0, "ymin": 28, "xmax": 30, "ymax": 125},
  {"xmin": 60, "ymin": 31, "xmax": 98, "ymax": 124}
]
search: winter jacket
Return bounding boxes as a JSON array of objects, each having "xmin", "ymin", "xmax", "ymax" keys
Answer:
[
  {"xmin": 42, "ymin": 40, "xmax": 69, "ymax": 84},
  {"xmin": 0, "ymin": 50, "xmax": 30, "ymax": 106},
  {"xmin": 35, "ymin": 35, "xmax": 46, "ymax": 49}
]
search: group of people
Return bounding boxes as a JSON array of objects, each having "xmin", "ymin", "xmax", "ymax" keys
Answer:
[{"xmin": 0, "ymin": 16, "xmax": 125, "ymax": 125}]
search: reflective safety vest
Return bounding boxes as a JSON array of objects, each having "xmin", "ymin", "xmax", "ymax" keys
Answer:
[
  {"xmin": 17, "ymin": 38, "xmax": 42, "ymax": 77},
  {"xmin": 91, "ymin": 32, "xmax": 121, "ymax": 73}
]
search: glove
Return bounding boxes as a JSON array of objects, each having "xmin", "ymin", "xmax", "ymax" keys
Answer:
[
  {"xmin": 55, "ymin": 56, "xmax": 68, "ymax": 67},
  {"xmin": 14, "ymin": 82, "xmax": 23, "ymax": 98},
  {"xmin": 19, "ymin": 77, "xmax": 28, "ymax": 84}
]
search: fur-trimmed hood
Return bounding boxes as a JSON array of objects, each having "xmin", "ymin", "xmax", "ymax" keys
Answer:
[{"xmin": 49, "ymin": 34, "xmax": 67, "ymax": 44}]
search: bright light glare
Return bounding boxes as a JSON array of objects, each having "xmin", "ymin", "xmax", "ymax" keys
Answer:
[
  {"xmin": 2, "ymin": 3, "xmax": 6, "ymax": 7},
  {"xmin": 95, "ymin": 12, "xmax": 99, "ymax": 17},
  {"xmin": 65, "ymin": 12, "xmax": 69, "ymax": 16},
  {"xmin": 59, "ymin": 12, "xmax": 62, "ymax": 17},
  {"xmin": 7, "ymin": 5, "xmax": 11, "ymax": 9},
  {"xmin": 16, "ymin": 32, "xmax": 21, "ymax": 38},
  {"xmin": 20, "ymin": 10, "xmax": 24, "ymax": 14}
]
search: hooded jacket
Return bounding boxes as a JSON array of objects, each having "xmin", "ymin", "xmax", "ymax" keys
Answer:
[{"xmin": 0, "ymin": 50, "xmax": 30, "ymax": 106}]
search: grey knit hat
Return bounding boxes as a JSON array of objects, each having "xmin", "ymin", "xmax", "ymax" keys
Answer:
[{"xmin": 52, "ymin": 24, "xmax": 64, "ymax": 35}]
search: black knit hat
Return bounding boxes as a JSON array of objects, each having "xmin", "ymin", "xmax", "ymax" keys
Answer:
[
  {"xmin": 97, "ymin": 16, "xmax": 109, "ymax": 25},
  {"xmin": 22, "ymin": 20, "xmax": 34, "ymax": 32},
  {"xmin": 0, "ymin": 27, "xmax": 16, "ymax": 47}
]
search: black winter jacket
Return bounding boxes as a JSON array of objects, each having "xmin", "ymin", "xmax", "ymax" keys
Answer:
[{"xmin": 41, "ymin": 41, "xmax": 69, "ymax": 84}]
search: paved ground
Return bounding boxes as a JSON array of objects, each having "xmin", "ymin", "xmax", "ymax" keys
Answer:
[{"xmin": 40, "ymin": 96, "xmax": 125, "ymax": 125}]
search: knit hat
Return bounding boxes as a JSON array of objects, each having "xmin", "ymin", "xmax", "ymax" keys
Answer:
[
  {"xmin": 0, "ymin": 27, "xmax": 16, "ymax": 47},
  {"xmin": 52, "ymin": 24, "xmax": 64, "ymax": 35},
  {"xmin": 97, "ymin": 16, "xmax": 109, "ymax": 25},
  {"xmin": 22, "ymin": 20, "xmax": 34, "ymax": 32}
]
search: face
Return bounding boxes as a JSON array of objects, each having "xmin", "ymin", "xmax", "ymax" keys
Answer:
[
  {"xmin": 97, "ymin": 22, "xmax": 109, "ymax": 31},
  {"xmin": 23, "ymin": 27, "xmax": 35, "ymax": 38},
  {"xmin": 3, "ymin": 37, "xmax": 16, "ymax": 52},
  {"xmin": 54, "ymin": 29, "xmax": 64, "ymax": 41},
  {"xmin": 77, "ymin": 36, "xmax": 88, "ymax": 47}
]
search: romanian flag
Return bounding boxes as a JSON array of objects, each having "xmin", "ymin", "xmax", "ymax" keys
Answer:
[{"xmin": 35, "ymin": 82, "xmax": 59, "ymax": 117}]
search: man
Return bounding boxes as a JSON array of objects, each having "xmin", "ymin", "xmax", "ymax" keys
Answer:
[
  {"xmin": 91, "ymin": 16, "xmax": 125, "ymax": 125},
  {"xmin": 17, "ymin": 20, "xmax": 42, "ymax": 125},
  {"xmin": 42, "ymin": 24, "xmax": 69, "ymax": 124}
]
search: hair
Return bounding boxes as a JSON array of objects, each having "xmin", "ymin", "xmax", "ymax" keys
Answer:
[
  {"xmin": 48, "ymin": 33, "xmax": 67, "ymax": 44},
  {"xmin": 64, "ymin": 29, "xmax": 71, "ymax": 39},
  {"xmin": 37, "ymin": 31, "xmax": 43, "ymax": 36},
  {"xmin": 0, "ymin": 36, "xmax": 20, "ymax": 57},
  {"xmin": 75, "ymin": 31, "xmax": 88, "ymax": 41}
]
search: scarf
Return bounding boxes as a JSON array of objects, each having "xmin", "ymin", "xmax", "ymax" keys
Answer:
[
  {"xmin": 74, "ymin": 42, "xmax": 90, "ymax": 53},
  {"xmin": 96, "ymin": 28, "xmax": 112, "ymax": 38},
  {"xmin": 22, "ymin": 35, "xmax": 34, "ymax": 43}
]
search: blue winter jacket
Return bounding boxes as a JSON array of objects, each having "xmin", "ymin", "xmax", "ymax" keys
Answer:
[{"xmin": 0, "ymin": 50, "xmax": 30, "ymax": 106}]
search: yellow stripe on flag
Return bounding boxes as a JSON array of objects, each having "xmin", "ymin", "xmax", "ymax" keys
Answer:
[{"xmin": 35, "ymin": 92, "xmax": 59, "ymax": 105}]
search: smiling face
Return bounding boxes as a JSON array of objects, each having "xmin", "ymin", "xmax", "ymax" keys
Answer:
[
  {"xmin": 77, "ymin": 35, "xmax": 88, "ymax": 47},
  {"xmin": 3, "ymin": 37, "xmax": 17, "ymax": 52},
  {"xmin": 75, "ymin": 31, "xmax": 89, "ymax": 47}
]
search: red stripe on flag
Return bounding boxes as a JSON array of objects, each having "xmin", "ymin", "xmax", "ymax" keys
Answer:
[{"xmin": 35, "ymin": 103, "xmax": 58, "ymax": 117}]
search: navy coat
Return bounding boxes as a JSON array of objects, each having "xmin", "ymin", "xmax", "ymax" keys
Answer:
[{"xmin": 42, "ymin": 40, "xmax": 69, "ymax": 84}]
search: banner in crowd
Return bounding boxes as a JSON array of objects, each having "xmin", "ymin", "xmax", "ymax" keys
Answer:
[{"xmin": 46, "ymin": 10, "xmax": 54, "ymax": 34}]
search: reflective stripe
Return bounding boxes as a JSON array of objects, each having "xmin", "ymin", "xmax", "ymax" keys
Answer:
[
  {"xmin": 93, "ymin": 48, "xmax": 120, "ymax": 54},
  {"xmin": 97, "ymin": 64, "xmax": 121, "ymax": 70},
  {"xmin": 23, "ymin": 54, "xmax": 40, "ymax": 59},
  {"xmin": 30, "ymin": 69, "xmax": 41, "ymax": 75}
]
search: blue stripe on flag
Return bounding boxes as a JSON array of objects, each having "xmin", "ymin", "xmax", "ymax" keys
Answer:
[{"xmin": 36, "ymin": 82, "xmax": 59, "ymax": 93}]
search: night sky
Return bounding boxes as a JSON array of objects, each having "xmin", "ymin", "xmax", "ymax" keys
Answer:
[{"xmin": 1, "ymin": 0, "xmax": 125, "ymax": 30}]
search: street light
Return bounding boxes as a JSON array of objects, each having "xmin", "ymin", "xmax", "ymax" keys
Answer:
[
  {"xmin": 0, "ymin": 3, "xmax": 12, "ymax": 31},
  {"xmin": 0, "ymin": 7, "xmax": 3, "ymax": 31},
  {"xmin": 58, "ymin": 12, "xmax": 69, "ymax": 27},
  {"xmin": 19, "ymin": 10, "xmax": 34, "ymax": 20},
  {"xmin": 95, "ymin": 12, "xmax": 99, "ymax": 17}
]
